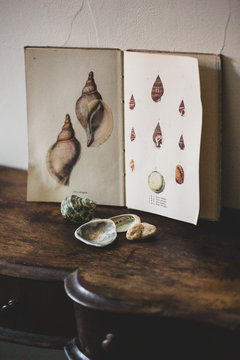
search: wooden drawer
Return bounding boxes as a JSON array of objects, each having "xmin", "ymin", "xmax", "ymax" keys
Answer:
[
  {"xmin": 69, "ymin": 304, "xmax": 240, "ymax": 360},
  {"xmin": 0, "ymin": 274, "xmax": 76, "ymax": 348}
]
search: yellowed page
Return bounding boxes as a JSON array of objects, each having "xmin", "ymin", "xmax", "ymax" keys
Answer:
[{"xmin": 25, "ymin": 47, "xmax": 124, "ymax": 206}]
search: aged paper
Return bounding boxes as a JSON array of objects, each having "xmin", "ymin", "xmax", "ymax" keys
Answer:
[{"xmin": 25, "ymin": 47, "xmax": 124, "ymax": 206}]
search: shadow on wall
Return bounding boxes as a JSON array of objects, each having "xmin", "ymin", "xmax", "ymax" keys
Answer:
[{"xmin": 221, "ymin": 56, "xmax": 240, "ymax": 209}]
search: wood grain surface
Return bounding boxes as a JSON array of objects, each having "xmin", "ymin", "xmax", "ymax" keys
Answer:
[{"xmin": 1, "ymin": 166, "xmax": 240, "ymax": 331}]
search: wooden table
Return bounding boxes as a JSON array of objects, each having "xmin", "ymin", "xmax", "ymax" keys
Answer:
[{"xmin": 0, "ymin": 166, "xmax": 240, "ymax": 359}]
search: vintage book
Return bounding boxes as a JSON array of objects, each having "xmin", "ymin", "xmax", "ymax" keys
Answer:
[{"xmin": 25, "ymin": 47, "xmax": 221, "ymax": 224}]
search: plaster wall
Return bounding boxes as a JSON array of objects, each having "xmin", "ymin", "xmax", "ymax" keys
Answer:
[{"xmin": 0, "ymin": 0, "xmax": 239, "ymax": 208}]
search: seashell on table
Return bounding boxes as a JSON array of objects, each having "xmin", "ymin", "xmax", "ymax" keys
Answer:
[
  {"xmin": 109, "ymin": 214, "xmax": 141, "ymax": 233},
  {"xmin": 74, "ymin": 219, "xmax": 117, "ymax": 247}
]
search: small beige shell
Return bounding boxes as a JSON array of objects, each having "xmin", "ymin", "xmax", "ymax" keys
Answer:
[{"xmin": 126, "ymin": 222, "xmax": 157, "ymax": 240}]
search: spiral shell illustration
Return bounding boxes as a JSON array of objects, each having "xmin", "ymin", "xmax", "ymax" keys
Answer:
[
  {"xmin": 179, "ymin": 100, "xmax": 185, "ymax": 116},
  {"xmin": 130, "ymin": 127, "xmax": 136, "ymax": 141},
  {"xmin": 175, "ymin": 164, "xmax": 184, "ymax": 184},
  {"xmin": 151, "ymin": 75, "xmax": 164, "ymax": 102},
  {"xmin": 75, "ymin": 71, "xmax": 113, "ymax": 147},
  {"xmin": 47, "ymin": 114, "xmax": 81, "ymax": 186},
  {"xmin": 178, "ymin": 134, "xmax": 185, "ymax": 150},
  {"xmin": 129, "ymin": 94, "xmax": 135, "ymax": 110},
  {"xmin": 130, "ymin": 159, "xmax": 134, "ymax": 171},
  {"xmin": 153, "ymin": 122, "xmax": 163, "ymax": 148}
]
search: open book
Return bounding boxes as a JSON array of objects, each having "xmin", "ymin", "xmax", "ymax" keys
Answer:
[{"xmin": 25, "ymin": 47, "xmax": 221, "ymax": 225}]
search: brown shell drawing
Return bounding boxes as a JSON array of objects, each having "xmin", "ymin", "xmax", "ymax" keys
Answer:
[
  {"xmin": 151, "ymin": 75, "xmax": 164, "ymax": 102},
  {"xmin": 153, "ymin": 122, "xmax": 163, "ymax": 147},
  {"xmin": 129, "ymin": 94, "xmax": 135, "ymax": 110},
  {"xmin": 178, "ymin": 134, "xmax": 185, "ymax": 150},
  {"xmin": 130, "ymin": 159, "xmax": 134, "ymax": 171},
  {"xmin": 47, "ymin": 114, "xmax": 81, "ymax": 186},
  {"xmin": 75, "ymin": 71, "xmax": 113, "ymax": 147},
  {"xmin": 179, "ymin": 100, "xmax": 185, "ymax": 116},
  {"xmin": 175, "ymin": 164, "xmax": 184, "ymax": 184},
  {"xmin": 130, "ymin": 127, "xmax": 136, "ymax": 141}
]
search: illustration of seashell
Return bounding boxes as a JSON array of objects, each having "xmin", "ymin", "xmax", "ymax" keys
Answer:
[
  {"xmin": 178, "ymin": 134, "xmax": 185, "ymax": 150},
  {"xmin": 47, "ymin": 114, "xmax": 81, "ymax": 186},
  {"xmin": 74, "ymin": 219, "xmax": 117, "ymax": 247},
  {"xmin": 61, "ymin": 195, "xmax": 96, "ymax": 224},
  {"xmin": 153, "ymin": 122, "xmax": 163, "ymax": 147},
  {"xmin": 75, "ymin": 71, "xmax": 113, "ymax": 147},
  {"xmin": 175, "ymin": 164, "xmax": 184, "ymax": 184},
  {"xmin": 130, "ymin": 159, "xmax": 134, "ymax": 171},
  {"xmin": 129, "ymin": 94, "xmax": 135, "ymax": 110},
  {"xmin": 151, "ymin": 75, "xmax": 164, "ymax": 102},
  {"xmin": 148, "ymin": 171, "xmax": 165, "ymax": 193},
  {"xmin": 130, "ymin": 127, "xmax": 136, "ymax": 141},
  {"xmin": 179, "ymin": 100, "xmax": 185, "ymax": 116}
]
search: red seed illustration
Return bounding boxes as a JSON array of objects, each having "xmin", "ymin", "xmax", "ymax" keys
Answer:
[
  {"xmin": 151, "ymin": 75, "xmax": 164, "ymax": 102},
  {"xmin": 129, "ymin": 94, "xmax": 135, "ymax": 110},
  {"xmin": 130, "ymin": 127, "xmax": 136, "ymax": 141},
  {"xmin": 130, "ymin": 159, "xmax": 134, "ymax": 171},
  {"xmin": 153, "ymin": 122, "xmax": 163, "ymax": 147},
  {"xmin": 179, "ymin": 100, "xmax": 185, "ymax": 116},
  {"xmin": 178, "ymin": 134, "xmax": 185, "ymax": 150}
]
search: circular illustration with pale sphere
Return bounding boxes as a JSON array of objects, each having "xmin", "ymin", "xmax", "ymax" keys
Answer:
[{"xmin": 148, "ymin": 171, "xmax": 165, "ymax": 193}]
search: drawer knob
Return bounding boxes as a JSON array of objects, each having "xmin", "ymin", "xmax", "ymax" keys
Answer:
[
  {"xmin": 102, "ymin": 333, "xmax": 115, "ymax": 352},
  {"xmin": 1, "ymin": 298, "xmax": 18, "ymax": 313}
]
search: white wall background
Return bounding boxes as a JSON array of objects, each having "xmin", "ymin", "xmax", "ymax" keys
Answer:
[{"xmin": 0, "ymin": 0, "xmax": 239, "ymax": 209}]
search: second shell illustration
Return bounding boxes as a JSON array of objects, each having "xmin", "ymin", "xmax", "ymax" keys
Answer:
[
  {"xmin": 47, "ymin": 114, "xmax": 81, "ymax": 186},
  {"xmin": 129, "ymin": 94, "xmax": 135, "ymax": 110},
  {"xmin": 75, "ymin": 71, "xmax": 113, "ymax": 147},
  {"xmin": 151, "ymin": 75, "xmax": 164, "ymax": 102},
  {"xmin": 153, "ymin": 122, "xmax": 163, "ymax": 148},
  {"xmin": 179, "ymin": 100, "xmax": 185, "ymax": 116},
  {"xmin": 148, "ymin": 171, "xmax": 165, "ymax": 193},
  {"xmin": 130, "ymin": 127, "xmax": 136, "ymax": 141},
  {"xmin": 178, "ymin": 134, "xmax": 185, "ymax": 150},
  {"xmin": 175, "ymin": 164, "xmax": 184, "ymax": 184}
]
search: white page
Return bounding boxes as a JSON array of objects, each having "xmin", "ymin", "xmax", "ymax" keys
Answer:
[{"xmin": 124, "ymin": 51, "xmax": 202, "ymax": 225}]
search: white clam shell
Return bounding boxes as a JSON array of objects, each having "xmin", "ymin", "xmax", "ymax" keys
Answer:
[
  {"xmin": 109, "ymin": 214, "xmax": 141, "ymax": 233},
  {"xmin": 74, "ymin": 219, "xmax": 117, "ymax": 247}
]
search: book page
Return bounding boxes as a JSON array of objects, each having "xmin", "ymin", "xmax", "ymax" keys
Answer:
[
  {"xmin": 124, "ymin": 51, "xmax": 202, "ymax": 224},
  {"xmin": 26, "ymin": 47, "xmax": 124, "ymax": 206}
]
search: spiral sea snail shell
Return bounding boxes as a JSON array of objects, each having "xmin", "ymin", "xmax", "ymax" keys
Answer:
[
  {"xmin": 75, "ymin": 71, "xmax": 113, "ymax": 147},
  {"xmin": 46, "ymin": 114, "xmax": 81, "ymax": 186}
]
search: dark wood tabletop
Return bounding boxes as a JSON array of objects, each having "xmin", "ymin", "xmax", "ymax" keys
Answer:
[{"xmin": 1, "ymin": 165, "xmax": 240, "ymax": 335}]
